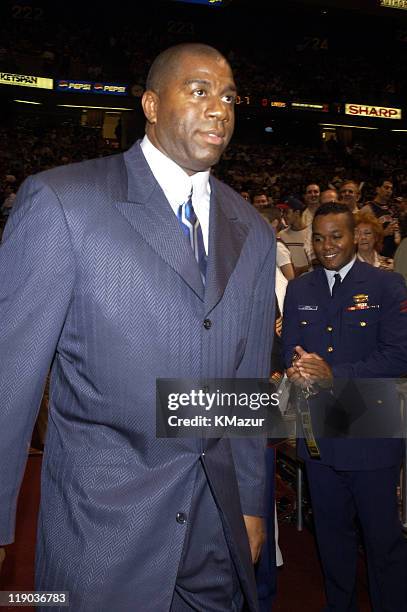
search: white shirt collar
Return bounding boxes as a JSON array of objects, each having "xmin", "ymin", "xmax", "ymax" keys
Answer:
[
  {"xmin": 140, "ymin": 135, "xmax": 210, "ymax": 214},
  {"xmin": 140, "ymin": 135, "xmax": 211, "ymax": 252},
  {"xmin": 324, "ymin": 256, "xmax": 356, "ymax": 292}
]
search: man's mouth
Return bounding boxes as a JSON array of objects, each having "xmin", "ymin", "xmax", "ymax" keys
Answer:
[
  {"xmin": 323, "ymin": 253, "xmax": 338, "ymax": 260},
  {"xmin": 200, "ymin": 131, "xmax": 225, "ymax": 146}
]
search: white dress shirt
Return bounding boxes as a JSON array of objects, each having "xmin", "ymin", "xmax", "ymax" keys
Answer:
[
  {"xmin": 324, "ymin": 256, "xmax": 356, "ymax": 295},
  {"xmin": 140, "ymin": 135, "xmax": 211, "ymax": 254}
]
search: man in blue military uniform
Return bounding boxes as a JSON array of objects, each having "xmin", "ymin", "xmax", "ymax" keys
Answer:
[{"xmin": 282, "ymin": 202, "xmax": 407, "ymax": 611}]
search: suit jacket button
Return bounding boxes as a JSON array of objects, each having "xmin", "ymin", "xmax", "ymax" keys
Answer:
[
  {"xmin": 203, "ymin": 319, "xmax": 212, "ymax": 330},
  {"xmin": 360, "ymin": 321, "xmax": 367, "ymax": 327},
  {"xmin": 327, "ymin": 346, "xmax": 334, "ymax": 353},
  {"xmin": 301, "ymin": 321, "xmax": 308, "ymax": 326},
  {"xmin": 327, "ymin": 326, "xmax": 333, "ymax": 332},
  {"xmin": 176, "ymin": 512, "xmax": 187, "ymax": 524}
]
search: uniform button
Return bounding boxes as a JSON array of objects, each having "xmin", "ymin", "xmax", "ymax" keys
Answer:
[
  {"xmin": 327, "ymin": 346, "xmax": 334, "ymax": 353},
  {"xmin": 360, "ymin": 321, "xmax": 367, "ymax": 327},
  {"xmin": 327, "ymin": 326, "xmax": 333, "ymax": 332},
  {"xmin": 301, "ymin": 321, "xmax": 308, "ymax": 326},
  {"xmin": 377, "ymin": 400, "xmax": 383, "ymax": 404},
  {"xmin": 176, "ymin": 512, "xmax": 187, "ymax": 524},
  {"xmin": 203, "ymin": 319, "xmax": 212, "ymax": 330}
]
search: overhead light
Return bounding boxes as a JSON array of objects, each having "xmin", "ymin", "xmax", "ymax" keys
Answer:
[
  {"xmin": 57, "ymin": 104, "xmax": 133, "ymax": 111},
  {"xmin": 319, "ymin": 123, "xmax": 378, "ymax": 130},
  {"xmin": 392, "ymin": 129, "xmax": 407, "ymax": 132},
  {"xmin": 14, "ymin": 99, "xmax": 42, "ymax": 105}
]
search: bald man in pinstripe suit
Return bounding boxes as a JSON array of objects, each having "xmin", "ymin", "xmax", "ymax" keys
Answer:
[{"xmin": 0, "ymin": 44, "xmax": 276, "ymax": 611}]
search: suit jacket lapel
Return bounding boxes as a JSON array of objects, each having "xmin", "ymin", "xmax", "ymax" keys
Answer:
[
  {"xmin": 204, "ymin": 181, "xmax": 249, "ymax": 314},
  {"xmin": 114, "ymin": 141, "xmax": 204, "ymax": 301}
]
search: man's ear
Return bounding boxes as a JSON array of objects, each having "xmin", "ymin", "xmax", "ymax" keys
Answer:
[{"xmin": 142, "ymin": 90, "xmax": 159, "ymax": 124}]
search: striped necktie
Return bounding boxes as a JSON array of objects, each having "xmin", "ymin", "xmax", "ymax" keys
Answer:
[{"xmin": 177, "ymin": 191, "xmax": 207, "ymax": 283}]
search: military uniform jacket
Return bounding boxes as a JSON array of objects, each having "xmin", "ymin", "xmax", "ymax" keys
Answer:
[{"xmin": 282, "ymin": 260, "xmax": 407, "ymax": 470}]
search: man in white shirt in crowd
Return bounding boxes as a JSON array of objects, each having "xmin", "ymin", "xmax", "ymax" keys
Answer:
[
  {"xmin": 278, "ymin": 197, "xmax": 314, "ymax": 276},
  {"xmin": 303, "ymin": 183, "xmax": 320, "ymax": 227},
  {"xmin": 339, "ymin": 180, "xmax": 360, "ymax": 214}
]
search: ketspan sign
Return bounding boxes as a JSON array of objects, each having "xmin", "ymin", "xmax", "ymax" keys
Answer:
[
  {"xmin": 345, "ymin": 104, "xmax": 402, "ymax": 120},
  {"xmin": 0, "ymin": 73, "xmax": 53, "ymax": 89}
]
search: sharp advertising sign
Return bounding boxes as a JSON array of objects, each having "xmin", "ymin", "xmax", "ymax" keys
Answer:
[
  {"xmin": 56, "ymin": 80, "xmax": 128, "ymax": 95},
  {"xmin": 345, "ymin": 103, "xmax": 402, "ymax": 119}
]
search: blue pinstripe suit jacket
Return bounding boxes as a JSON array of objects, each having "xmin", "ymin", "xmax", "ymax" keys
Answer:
[{"xmin": 0, "ymin": 141, "xmax": 276, "ymax": 611}]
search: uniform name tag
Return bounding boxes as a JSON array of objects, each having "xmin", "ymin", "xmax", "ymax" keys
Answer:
[{"xmin": 298, "ymin": 305, "xmax": 318, "ymax": 311}]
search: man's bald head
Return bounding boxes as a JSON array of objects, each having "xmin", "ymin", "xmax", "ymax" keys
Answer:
[
  {"xmin": 141, "ymin": 42, "xmax": 236, "ymax": 175},
  {"xmin": 145, "ymin": 43, "xmax": 228, "ymax": 93}
]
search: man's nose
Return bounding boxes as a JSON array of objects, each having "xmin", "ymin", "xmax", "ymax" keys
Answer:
[{"xmin": 207, "ymin": 96, "xmax": 229, "ymax": 121}]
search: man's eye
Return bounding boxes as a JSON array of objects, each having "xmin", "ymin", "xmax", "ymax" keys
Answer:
[
  {"xmin": 222, "ymin": 95, "xmax": 236, "ymax": 104},
  {"xmin": 193, "ymin": 89, "xmax": 206, "ymax": 97}
]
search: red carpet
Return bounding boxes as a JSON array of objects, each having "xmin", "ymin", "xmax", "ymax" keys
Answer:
[
  {"xmin": 274, "ymin": 523, "xmax": 371, "ymax": 612},
  {"xmin": 0, "ymin": 456, "xmax": 41, "ymax": 612},
  {"xmin": 0, "ymin": 456, "xmax": 372, "ymax": 611}
]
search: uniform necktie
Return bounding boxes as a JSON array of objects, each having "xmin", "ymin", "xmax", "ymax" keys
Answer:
[
  {"xmin": 177, "ymin": 191, "xmax": 207, "ymax": 283},
  {"xmin": 331, "ymin": 273, "xmax": 341, "ymax": 298}
]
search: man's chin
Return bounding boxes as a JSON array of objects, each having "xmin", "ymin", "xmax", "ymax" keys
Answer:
[
  {"xmin": 320, "ymin": 258, "xmax": 340, "ymax": 270},
  {"xmin": 189, "ymin": 153, "xmax": 223, "ymax": 173}
]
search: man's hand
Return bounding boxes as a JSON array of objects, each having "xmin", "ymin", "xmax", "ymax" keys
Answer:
[
  {"xmin": 286, "ymin": 346, "xmax": 311, "ymax": 388},
  {"xmin": 295, "ymin": 346, "xmax": 333, "ymax": 387},
  {"xmin": 287, "ymin": 346, "xmax": 333, "ymax": 388},
  {"xmin": 0, "ymin": 547, "xmax": 5, "ymax": 573},
  {"xmin": 286, "ymin": 365, "xmax": 309, "ymax": 388},
  {"xmin": 382, "ymin": 220, "xmax": 398, "ymax": 237},
  {"xmin": 243, "ymin": 515, "xmax": 266, "ymax": 564}
]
